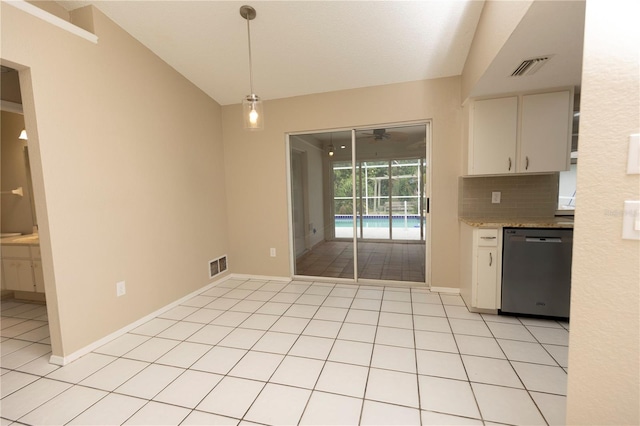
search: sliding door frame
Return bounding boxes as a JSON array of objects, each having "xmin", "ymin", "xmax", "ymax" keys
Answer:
[{"xmin": 286, "ymin": 120, "xmax": 432, "ymax": 286}]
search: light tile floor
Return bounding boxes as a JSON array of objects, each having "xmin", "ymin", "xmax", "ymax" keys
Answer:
[{"xmin": 0, "ymin": 279, "xmax": 569, "ymax": 425}]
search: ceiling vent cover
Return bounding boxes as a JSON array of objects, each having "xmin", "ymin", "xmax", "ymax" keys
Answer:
[{"xmin": 511, "ymin": 56, "xmax": 551, "ymax": 77}]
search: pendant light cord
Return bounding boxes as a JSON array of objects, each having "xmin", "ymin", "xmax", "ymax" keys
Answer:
[{"xmin": 246, "ymin": 15, "xmax": 254, "ymax": 96}]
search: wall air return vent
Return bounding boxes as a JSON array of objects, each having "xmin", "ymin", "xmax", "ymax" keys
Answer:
[
  {"xmin": 209, "ymin": 255, "xmax": 228, "ymax": 279},
  {"xmin": 511, "ymin": 56, "xmax": 552, "ymax": 77}
]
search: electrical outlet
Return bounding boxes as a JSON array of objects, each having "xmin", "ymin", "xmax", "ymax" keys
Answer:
[
  {"xmin": 492, "ymin": 191, "xmax": 501, "ymax": 204},
  {"xmin": 622, "ymin": 201, "xmax": 640, "ymax": 240},
  {"xmin": 270, "ymin": 248, "xmax": 276, "ymax": 257},
  {"xmin": 116, "ymin": 281, "xmax": 126, "ymax": 297}
]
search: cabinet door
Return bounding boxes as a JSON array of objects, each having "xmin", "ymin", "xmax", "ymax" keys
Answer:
[
  {"xmin": 2, "ymin": 259, "xmax": 35, "ymax": 292},
  {"xmin": 33, "ymin": 261, "xmax": 45, "ymax": 293},
  {"xmin": 471, "ymin": 97, "xmax": 518, "ymax": 175},
  {"xmin": 475, "ymin": 247, "xmax": 498, "ymax": 309},
  {"xmin": 520, "ymin": 91, "xmax": 571, "ymax": 173}
]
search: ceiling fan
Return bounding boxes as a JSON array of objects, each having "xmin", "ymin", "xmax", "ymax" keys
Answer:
[
  {"xmin": 407, "ymin": 139, "xmax": 426, "ymax": 151},
  {"xmin": 358, "ymin": 128, "xmax": 408, "ymax": 143}
]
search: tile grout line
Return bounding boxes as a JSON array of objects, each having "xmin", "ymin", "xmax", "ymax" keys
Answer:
[
  {"xmin": 239, "ymin": 282, "xmax": 334, "ymax": 425},
  {"xmin": 190, "ymin": 279, "xmax": 309, "ymax": 423},
  {"xmin": 481, "ymin": 310, "xmax": 552, "ymax": 426},
  {"xmin": 444, "ymin": 294, "xmax": 485, "ymax": 424},
  {"xmin": 293, "ymin": 283, "xmax": 354, "ymax": 426},
  {"xmin": 356, "ymin": 283, "xmax": 384, "ymax": 426},
  {"xmin": 410, "ymin": 287, "xmax": 425, "ymax": 426}
]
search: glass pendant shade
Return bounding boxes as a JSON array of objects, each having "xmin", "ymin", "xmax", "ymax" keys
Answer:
[
  {"xmin": 240, "ymin": 5, "xmax": 264, "ymax": 131},
  {"xmin": 243, "ymin": 94, "xmax": 263, "ymax": 130}
]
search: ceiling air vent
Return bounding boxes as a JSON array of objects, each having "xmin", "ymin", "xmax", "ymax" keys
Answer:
[{"xmin": 511, "ymin": 56, "xmax": 551, "ymax": 77}]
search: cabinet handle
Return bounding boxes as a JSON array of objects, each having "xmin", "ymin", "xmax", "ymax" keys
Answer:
[
  {"xmin": 508, "ymin": 157, "xmax": 512, "ymax": 171},
  {"xmin": 489, "ymin": 252, "xmax": 493, "ymax": 267},
  {"xmin": 480, "ymin": 236, "xmax": 496, "ymax": 240},
  {"xmin": 525, "ymin": 156, "xmax": 530, "ymax": 170}
]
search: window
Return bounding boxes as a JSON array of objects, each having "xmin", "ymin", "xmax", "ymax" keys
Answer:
[{"xmin": 558, "ymin": 161, "xmax": 577, "ymax": 211}]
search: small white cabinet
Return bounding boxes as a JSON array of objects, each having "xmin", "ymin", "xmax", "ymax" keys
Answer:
[
  {"xmin": 520, "ymin": 91, "xmax": 572, "ymax": 173},
  {"xmin": 476, "ymin": 247, "xmax": 498, "ymax": 309},
  {"xmin": 469, "ymin": 89, "xmax": 572, "ymax": 175},
  {"xmin": 460, "ymin": 225, "xmax": 501, "ymax": 311},
  {"xmin": 470, "ymin": 97, "xmax": 518, "ymax": 175},
  {"xmin": 1, "ymin": 244, "xmax": 44, "ymax": 293}
]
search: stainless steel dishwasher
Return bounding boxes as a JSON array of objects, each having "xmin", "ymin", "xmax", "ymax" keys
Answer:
[{"xmin": 501, "ymin": 227, "xmax": 573, "ymax": 318}]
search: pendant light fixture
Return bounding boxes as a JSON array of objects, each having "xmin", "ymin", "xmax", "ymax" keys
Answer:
[
  {"xmin": 240, "ymin": 5, "xmax": 263, "ymax": 131},
  {"xmin": 328, "ymin": 132, "xmax": 335, "ymax": 157},
  {"xmin": 19, "ymin": 129, "xmax": 28, "ymax": 140}
]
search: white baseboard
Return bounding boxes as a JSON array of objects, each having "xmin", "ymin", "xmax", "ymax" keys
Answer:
[
  {"xmin": 49, "ymin": 273, "xmax": 461, "ymax": 366},
  {"xmin": 49, "ymin": 355, "xmax": 65, "ymax": 366},
  {"xmin": 49, "ymin": 273, "xmax": 233, "ymax": 366},
  {"xmin": 230, "ymin": 273, "xmax": 291, "ymax": 282},
  {"xmin": 430, "ymin": 286, "xmax": 461, "ymax": 295}
]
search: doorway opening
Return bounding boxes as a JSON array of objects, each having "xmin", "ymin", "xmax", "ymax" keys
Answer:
[
  {"xmin": 288, "ymin": 123, "xmax": 431, "ymax": 285},
  {"xmin": 1, "ymin": 63, "xmax": 53, "ymax": 356}
]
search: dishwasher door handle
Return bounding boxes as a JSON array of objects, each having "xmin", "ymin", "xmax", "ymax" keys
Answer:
[{"xmin": 525, "ymin": 237, "xmax": 563, "ymax": 243}]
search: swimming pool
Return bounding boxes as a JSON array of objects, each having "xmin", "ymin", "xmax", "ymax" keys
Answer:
[{"xmin": 335, "ymin": 215, "xmax": 424, "ymax": 228}]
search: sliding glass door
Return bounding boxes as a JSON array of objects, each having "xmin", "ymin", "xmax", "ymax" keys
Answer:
[{"xmin": 289, "ymin": 123, "xmax": 429, "ymax": 284}]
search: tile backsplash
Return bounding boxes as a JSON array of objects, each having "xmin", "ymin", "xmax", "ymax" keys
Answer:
[{"xmin": 459, "ymin": 173, "xmax": 559, "ymax": 219}]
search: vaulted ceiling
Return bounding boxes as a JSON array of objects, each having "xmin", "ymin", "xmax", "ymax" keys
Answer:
[
  {"xmin": 59, "ymin": 1, "xmax": 485, "ymax": 105},
  {"xmin": 54, "ymin": 1, "xmax": 583, "ymax": 106}
]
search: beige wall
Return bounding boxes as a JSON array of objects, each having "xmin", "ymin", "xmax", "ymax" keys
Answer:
[
  {"xmin": 222, "ymin": 78, "xmax": 462, "ymax": 288},
  {"xmin": 566, "ymin": 1, "xmax": 640, "ymax": 424},
  {"xmin": 1, "ymin": 5, "xmax": 229, "ymax": 357},
  {"xmin": 1, "ymin": 111, "xmax": 36, "ymax": 235},
  {"xmin": 290, "ymin": 136, "xmax": 325, "ymax": 251}
]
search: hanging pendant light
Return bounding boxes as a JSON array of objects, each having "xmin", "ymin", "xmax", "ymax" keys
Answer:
[
  {"xmin": 240, "ymin": 5, "xmax": 263, "ymax": 131},
  {"xmin": 328, "ymin": 132, "xmax": 335, "ymax": 157}
]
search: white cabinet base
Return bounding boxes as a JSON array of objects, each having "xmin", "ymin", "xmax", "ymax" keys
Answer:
[
  {"xmin": 460, "ymin": 224, "xmax": 502, "ymax": 312},
  {"xmin": 1, "ymin": 244, "xmax": 45, "ymax": 294}
]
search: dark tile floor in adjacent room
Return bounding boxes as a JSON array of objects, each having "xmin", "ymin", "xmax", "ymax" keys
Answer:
[{"xmin": 295, "ymin": 241, "xmax": 425, "ymax": 283}]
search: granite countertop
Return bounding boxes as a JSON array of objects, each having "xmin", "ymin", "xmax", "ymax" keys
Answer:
[
  {"xmin": 460, "ymin": 217, "xmax": 574, "ymax": 229},
  {"xmin": 0, "ymin": 233, "xmax": 40, "ymax": 246}
]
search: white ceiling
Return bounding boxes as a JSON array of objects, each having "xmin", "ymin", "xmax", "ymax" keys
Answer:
[
  {"xmin": 57, "ymin": 1, "xmax": 584, "ymax": 106},
  {"xmin": 58, "ymin": 0, "xmax": 485, "ymax": 105}
]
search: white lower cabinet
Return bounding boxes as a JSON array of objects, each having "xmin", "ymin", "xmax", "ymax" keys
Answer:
[
  {"xmin": 475, "ymin": 247, "xmax": 498, "ymax": 309},
  {"xmin": 460, "ymin": 224, "xmax": 501, "ymax": 311},
  {"xmin": 1, "ymin": 244, "xmax": 44, "ymax": 293},
  {"xmin": 2, "ymin": 259, "xmax": 35, "ymax": 292}
]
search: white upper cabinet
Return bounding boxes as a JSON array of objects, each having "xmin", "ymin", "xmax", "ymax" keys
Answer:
[
  {"xmin": 471, "ymin": 97, "xmax": 518, "ymax": 175},
  {"xmin": 520, "ymin": 91, "xmax": 572, "ymax": 173},
  {"xmin": 468, "ymin": 89, "xmax": 572, "ymax": 175}
]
